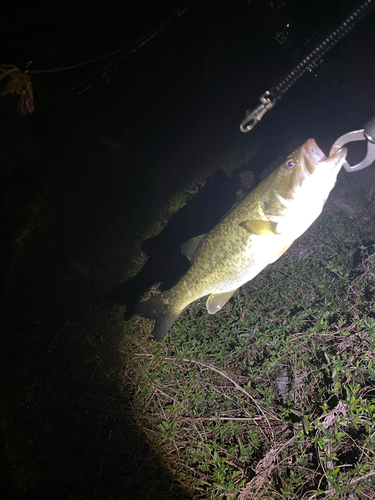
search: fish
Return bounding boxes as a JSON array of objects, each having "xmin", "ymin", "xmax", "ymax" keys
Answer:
[{"xmin": 135, "ymin": 139, "xmax": 347, "ymax": 341}]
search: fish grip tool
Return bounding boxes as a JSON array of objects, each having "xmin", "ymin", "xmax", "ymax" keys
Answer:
[{"xmin": 330, "ymin": 115, "xmax": 375, "ymax": 172}]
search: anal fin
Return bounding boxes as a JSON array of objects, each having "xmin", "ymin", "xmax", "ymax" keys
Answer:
[{"xmin": 206, "ymin": 290, "xmax": 237, "ymax": 314}]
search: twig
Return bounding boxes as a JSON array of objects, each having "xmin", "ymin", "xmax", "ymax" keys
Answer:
[
  {"xmin": 194, "ymin": 416, "xmax": 263, "ymax": 421},
  {"xmin": 180, "ymin": 357, "xmax": 278, "ymax": 442}
]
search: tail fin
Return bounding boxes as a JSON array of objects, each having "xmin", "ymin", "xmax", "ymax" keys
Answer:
[{"xmin": 134, "ymin": 291, "xmax": 180, "ymax": 342}]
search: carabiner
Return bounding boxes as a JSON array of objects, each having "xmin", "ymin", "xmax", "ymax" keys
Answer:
[
  {"xmin": 239, "ymin": 91, "xmax": 276, "ymax": 132},
  {"xmin": 330, "ymin": 115, "xmax": 375, "ymax": 172}
]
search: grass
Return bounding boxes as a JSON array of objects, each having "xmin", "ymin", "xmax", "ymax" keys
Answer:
[
  {"xmin": 120, "ymin": 185, "xmax": 375, "ymax": 499},
  {"xmin": 1, "ymin": 111, "xmax": 374, "ymax": 499}
]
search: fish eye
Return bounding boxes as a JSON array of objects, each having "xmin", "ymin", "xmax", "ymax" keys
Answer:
[{"xmin": 285, "ymin": 157, "xmax": 296, "ymax": 168}]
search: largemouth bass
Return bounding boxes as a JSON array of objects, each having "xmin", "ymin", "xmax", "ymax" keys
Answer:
[{"xmin": 135, "ymin": 139, "xmax": 347, "ymax": 341}]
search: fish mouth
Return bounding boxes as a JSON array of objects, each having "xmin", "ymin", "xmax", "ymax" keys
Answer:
[{"xmin": 302, "ymin": 139, "xmax": 347, "ymax": 175}]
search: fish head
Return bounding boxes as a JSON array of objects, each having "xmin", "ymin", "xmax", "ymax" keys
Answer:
[
  {"xmin": 265, "ymin": 139, "xmax": 348, "ymax": 241},
  {"xmin": 272, "ymin": 138, "xmax": 348, "ymax": 202}
]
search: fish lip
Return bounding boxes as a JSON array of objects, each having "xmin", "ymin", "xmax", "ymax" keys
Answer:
[
  {"xmin": 302, "ymin": 139, "xmax": 326, "ymax": 174},
  {"xmin": 302, "ymin": 139, "xmax": 347, "ymax": 174}
]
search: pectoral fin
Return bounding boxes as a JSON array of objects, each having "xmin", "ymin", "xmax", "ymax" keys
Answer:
[
  {"xmin": 181, "ymin": 234, "xmax": 206, "ymax": 261},
  {"xmin": 206, "ymin": 290, "xmax": 237, "ymax": 314},
  {"xmin": 240, "ymin": 220, "xmax": 278, "ymax": 235}
]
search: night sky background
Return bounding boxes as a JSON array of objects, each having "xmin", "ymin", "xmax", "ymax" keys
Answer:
[{"xmin": 1, "ymin": 0, "xmax": 375, "ymax": 498}]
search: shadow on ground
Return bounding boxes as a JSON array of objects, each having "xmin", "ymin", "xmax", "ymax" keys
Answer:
[
  {"xmin": 108, "ymin": 169, "xmax": 243, "ymax": 316},
  {"xmin": 0, "ymin": 110, "xmax": 192, "ymax": 499}
]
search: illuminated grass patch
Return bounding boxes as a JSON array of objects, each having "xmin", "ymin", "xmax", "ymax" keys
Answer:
[{"xmin": 122, "ymin": 202, "xmax": 375, "ymax": 499}]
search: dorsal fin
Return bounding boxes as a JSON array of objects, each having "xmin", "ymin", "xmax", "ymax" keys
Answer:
[{"xmin": 181, "ymin": 234, "xmax": 206, "ymax": 262}]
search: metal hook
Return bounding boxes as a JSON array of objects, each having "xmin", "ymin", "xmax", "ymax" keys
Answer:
[
  {"xmin": 239, "ymin": 91, "xmax": 276, "ymax": 132},
  {"xmin": 330, "ymin": 116, "xmax": 375, "ymax": 172}
]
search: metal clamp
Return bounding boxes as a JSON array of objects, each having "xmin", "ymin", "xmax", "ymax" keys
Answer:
[
  {"xmin": 239, "ymin": 91, "xmax": 276, "ymax": 132},
  {"xmin": 330, "ymin": 115, "xmax": 375, "ymax": 172}
]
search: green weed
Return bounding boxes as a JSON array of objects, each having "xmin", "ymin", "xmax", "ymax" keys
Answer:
[{"xmin": 121, "ymin": 185, "xmax": 375, "ymax": 499}]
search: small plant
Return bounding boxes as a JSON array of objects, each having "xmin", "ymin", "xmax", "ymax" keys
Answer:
[{"xmin": 122, "ymin": 183, "xmax": 375, "ymax": 499}]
